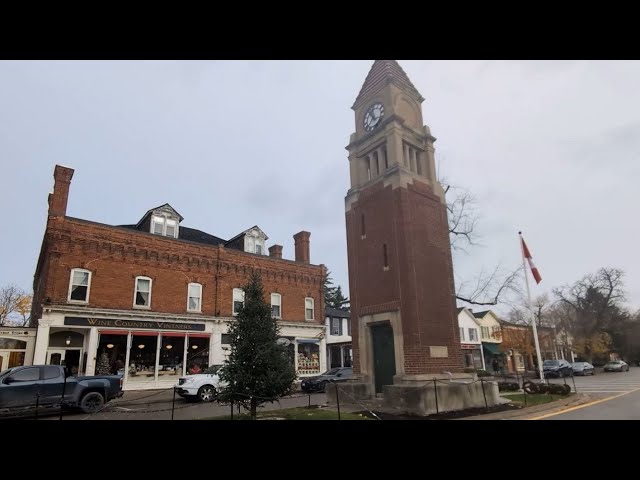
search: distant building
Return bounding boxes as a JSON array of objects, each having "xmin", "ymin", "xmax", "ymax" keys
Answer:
[
  {"xmin": 457, "ymin": 307, "xmax": 484, "ymax": 370},
  {"xmin": 325, "ymin": 308, "xmax": 352, "ymax": 369},
  {"xmin": 473, "ymin": 310, "xmax": 504, "ymax": 373},
  {"xmin": 31, "ymin": 165, "xmax": 327, "ymax": 389}
]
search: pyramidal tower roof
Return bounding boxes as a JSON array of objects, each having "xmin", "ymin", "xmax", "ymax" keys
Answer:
[{"xmin": 353, "ymin": 60, "xmax": 424, "ymax": 108}]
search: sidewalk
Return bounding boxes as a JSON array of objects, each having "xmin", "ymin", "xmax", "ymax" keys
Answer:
[
  {"xmin": 457, "ymin": 393, "xmax": 593, "ymax": 420},
  {"xmin": 114, "ymin": 386, "xmax": 309, "ymax": 407}
]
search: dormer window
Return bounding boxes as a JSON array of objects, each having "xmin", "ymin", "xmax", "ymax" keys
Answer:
[
  {"xmin": 244, "ymin": 234, "xmax": 265, "ymax": 255},
  {"xmin": 151, "ymin": 216, "xmax": 178, "ymax": 238}
]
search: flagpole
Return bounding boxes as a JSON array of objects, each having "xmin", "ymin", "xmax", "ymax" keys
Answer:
[{"xmin": 519, "ymin": 231, "xmax": 545, "ymax": 383}]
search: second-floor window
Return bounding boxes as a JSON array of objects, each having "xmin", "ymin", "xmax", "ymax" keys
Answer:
[
  {"xmin": 151, "ymin": 216, "xmax": 178, "ymax": 238},
  {"xmin": 305, "ymin": 297, "xmax": 314, "ymax": 321},
  {"xmin": 331, "ymin": 317, "xmax": 342, "ymax": 336},
  {"xmin": 271, "ymin": 293, "xmax": 281, "ymax": 318},
  {"xmin": 347, "ymin": 318, "xmax": 351, "ymax": 336},
  {"xmin": 469, "ymin": 328, "xmax": 478, "ymax": 341},
  {"xmin": 481, "ymin": 326, "xmax": 490, "ymax": 339},
  {"xmin": 188, "ymin": 283, "xmax": 202, "ymax": 312},
  {"xmin": 134, "ymin": 277, "xmax": 152, "ymax": 308},
  {"xmin": 233, "ymin": 288, "xmax": 245, "ymax": 316},
  {"xmin": 68, "ymin": 268, "xmax": 91, "ymax": 303},
  {"xmin": 459, "ymin": 327, "xmax": 465, "ymax": 342}
]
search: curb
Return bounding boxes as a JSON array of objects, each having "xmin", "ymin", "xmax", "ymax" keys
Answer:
[{"xmin": 458, "ymin": 393, "xmax": 592, "ymax": 420}]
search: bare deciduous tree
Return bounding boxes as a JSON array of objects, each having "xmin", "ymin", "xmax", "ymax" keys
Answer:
[
  {"xmin": 0, "ymin": 284, "xmax": 32, "ymax": 326},
  {"xmin": 440, "ymin": 177, "xmax": 522, "ymax": 307}
]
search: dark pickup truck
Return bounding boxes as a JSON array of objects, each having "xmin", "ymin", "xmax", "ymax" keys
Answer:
[{"xmin": 0, "ymin": 365, "xmax": 123, "ymax": 415}]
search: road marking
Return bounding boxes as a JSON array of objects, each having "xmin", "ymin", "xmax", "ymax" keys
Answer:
[{"xmin": 529, "ymin": 386, "xmax": 640, "ymax": 420}]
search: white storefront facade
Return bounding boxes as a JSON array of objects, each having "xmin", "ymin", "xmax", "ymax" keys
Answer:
[
  {"xmin": 34, "ymin": 305, "xmax": 326, "ymax": 390},
  {"xmin": 0, "ymin": 327, "xmax": 37, "ymax": 371}
]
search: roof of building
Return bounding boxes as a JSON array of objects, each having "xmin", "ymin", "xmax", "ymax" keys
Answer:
[
  {"xmin": 135, "ymin": 203, "xmax": 184, "ymax": 227},
  {"xmin": 325, "ymin": 307, "xmax": 350, "ymax": 318},
  {"xmin": 353, "ymin": 60, "xmax": 424, "ymax": 108},
  {"xmin": 473, "ymin": 310, "xmax": 491, "ymax": 318},
  {"xmin": 119, "ymin": 224, "xmax": 227, "ymax": 247},
  {"xmin": 225, "ymin": 225, "xmax": 269, "ymax": 245},
  {"xmin": 456, "ymin": 307, "xmax": 466, "ymax": 314}
]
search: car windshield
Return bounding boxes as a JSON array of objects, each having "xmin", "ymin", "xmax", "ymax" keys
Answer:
[
  {"xmin": 543, "ymin": 360, "xmax": 560, "ymax": 366},
  {"xmin": 323, "ymin": 368, "xmax": 341, "ymax": 376},
  {"xmin": 606, "ymin": 361, "xmax": 619, "ymax": 365},
  {"xmin": 0, "ymin": 368, "xmax": 12, "ymax": 377},
  {"xmin": 572, "ymin": 363, "xmax": 584, "ymax": 368}
]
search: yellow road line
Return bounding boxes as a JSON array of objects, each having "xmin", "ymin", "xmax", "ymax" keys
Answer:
[{"xmin": 529, "ymin": 386, "xmax": 640, "ymax": 420}]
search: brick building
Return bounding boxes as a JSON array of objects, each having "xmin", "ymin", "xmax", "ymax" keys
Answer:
[
  {"xmin": 345, "ymin": 60, "xmax": 463, "ymax": 395},
  {"xmin": 31, "ymin": 165, "xmax": 327, "ymax": 390}
]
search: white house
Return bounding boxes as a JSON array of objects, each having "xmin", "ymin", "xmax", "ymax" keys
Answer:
[
  {"xmin": 457, "ymin": 307, "xmax": 485, "ymax": 370},
  {"xmin": 325, "ymin": 308, "xmax": 352, "ymax": 369},
  {"xmin": 472, "ymin": 310, "xmax": 504, "ymax": 373}
]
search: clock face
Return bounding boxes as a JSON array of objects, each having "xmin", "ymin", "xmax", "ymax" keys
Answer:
[{"xmin": 363, "ymin": 103, "xmax": 384, "ymax": 132}]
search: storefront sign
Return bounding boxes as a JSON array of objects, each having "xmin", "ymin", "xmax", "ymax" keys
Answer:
[
  {"xmin": 64, "ymin": 317, "xmax": 206, "ymax": 332},
  {"xmin": 0, "ymin": 330, "xmax": 32, "ymax": 336},
  {"xmin": 461, "ymin": 344, "xmax": 478, "ymax": 350}
]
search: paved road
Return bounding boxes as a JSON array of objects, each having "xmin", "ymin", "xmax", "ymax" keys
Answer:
[
  {"xmin": 561, "ymin": 365, "xmax": 640, "ymax": 395},
  {"xmin": 531, "ymin": 366, "xmax": 640, "ymax": 420}
]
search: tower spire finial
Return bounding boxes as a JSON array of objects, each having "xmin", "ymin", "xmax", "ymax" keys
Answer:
[{"xmin": 353, "ymin": 60, "xmax": 424, "ymax": 109}]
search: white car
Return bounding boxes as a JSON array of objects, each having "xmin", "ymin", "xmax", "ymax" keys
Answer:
[{"xmin": 174, "ymin": 373, "xmax": 225, "ymax": 402}]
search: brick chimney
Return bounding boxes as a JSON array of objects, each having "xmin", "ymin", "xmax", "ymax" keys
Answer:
[
  {"xmin": 48, "ymin": 165, "xmax": 74, "ymax": 217},
  {"xmin": 293, "ymin": 231, "xmax": 310, "ymax": 264},
  {"xmin": 268, "ymin": 244, "xmax": 283, "ymax": 259}
]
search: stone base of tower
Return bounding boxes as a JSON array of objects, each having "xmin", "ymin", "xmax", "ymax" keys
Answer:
[{"xmin": 326, "ymin": 373, "xmax": 503, "ymax": 417}]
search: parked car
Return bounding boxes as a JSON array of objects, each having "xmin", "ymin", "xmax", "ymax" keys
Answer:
[
  {"xmin": 0, "ymin": 365, "xmax": 123, "ymax": 415},
  {"xmin": 174, "ymin": 367, "xmax": 226, "ymax": 402},
  {"xmin": 572, "ymin": 362, "xmax": 595, "ymax": 376},
  {"xmin": 603, "ymin": 360, "xmax": 629, "ymax": 372},
  {"xmin": 542, "ymin": 359, "xmax": 573, "ymax": 378},
  {"xmin": 301, "ymin": 367, "xmax": 353, "ymax": 393}
]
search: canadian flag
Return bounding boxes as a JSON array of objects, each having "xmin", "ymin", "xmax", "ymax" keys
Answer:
[{"xmin": 521, "ymin": 235, "xmax": 542, "ymax": 284}]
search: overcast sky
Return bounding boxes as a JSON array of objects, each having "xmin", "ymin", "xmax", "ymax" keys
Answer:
[{"xmin": 1, "ymin": 60, "xmax": 639, "ymax": 316}]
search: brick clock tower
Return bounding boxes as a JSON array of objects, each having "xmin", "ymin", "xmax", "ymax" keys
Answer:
[{"xmin": 345, "ymin": 60, "xmax": 463, "ymax": 395}]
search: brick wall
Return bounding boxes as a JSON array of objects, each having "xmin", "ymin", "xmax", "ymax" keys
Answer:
[
  {"xmin": 33, "ymin": 215, "xmax": 326, "ymax": 324},
  {"xmin": 347, "ymin": 177, "xmax": 463, "ymax": 375}
]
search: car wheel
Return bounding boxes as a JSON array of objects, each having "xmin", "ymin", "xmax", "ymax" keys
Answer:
[
  {"xmin": 80, "ymin": 391, "xmax": 105, "ymax": 414},
  {"xmin": 197, "ymin": 385, "xmax": 216, "ymax": 402}
]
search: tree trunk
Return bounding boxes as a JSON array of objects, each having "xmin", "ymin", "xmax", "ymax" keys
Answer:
[{"xmin": 250, "ymin": 397, "xmax": 257, "ymax": 420}]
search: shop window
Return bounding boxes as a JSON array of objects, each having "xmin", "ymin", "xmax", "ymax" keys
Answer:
[
  {"xmin": 68, "ymin": 268, "xmax": 91, "ymax": 303},
  {"xmin": 187, "ymin": 283, "xmax": 202, "ymax": 312},
  {"xmin": 330, "ymin": 345, "xmax": 342, "ymax": 368},
  {"xmin": 159, "ymin": 335, "xmax": 185, "ymax": 377},
  {"xmin": 8, "ymin": 352, "xmax": 25, "ymax": 368},
  {"xmin": 0, "ymin": 338, "xmax": 27, "ymax": 350},
  {"xmin": 128, "ymin": 334, "xmax": 158, "ymax": 382},
  {"xmin": 343, "ymin": 347, "xmax": 352, "ymax": 367},
  {"xmin": 187, "ymin": 336, "xmax": 209, "ymax": 374},
  {"xmin": 97, "ymin": 334, "xmax": 127, "ymax": 376},
  {"xmin": 464, "ymin": 353, "xmax": 474, "ymax": 368},
  {"xmin": 134, "ymin": 277, "xmax": 152, "ymax": 308},
  {"xmin": 297, "ymin": 342, "xmax": 320, "ymax": 375}
]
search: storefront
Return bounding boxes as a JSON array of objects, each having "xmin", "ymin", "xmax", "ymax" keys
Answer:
[
  {"xmin": 482, "ymin": 342, "xmax": 505, "ymax": 373},
  {"xmin": 461, "ymin": 343, "xmax": 484, "ymax": 370},
  {"xmin": 34, "ymin": 311, "xmax": 327, "ymax": 388},
  {"xmin": 0, "ymin": 328, "xmax": 36, "ymax": 371},
  {"xmin": 34, "ymin": 315, "xmax": 214, "ymax": 390},
  {"xmin": 328, "ymin": 343, "xmax": 352, "ymax": 369}
]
